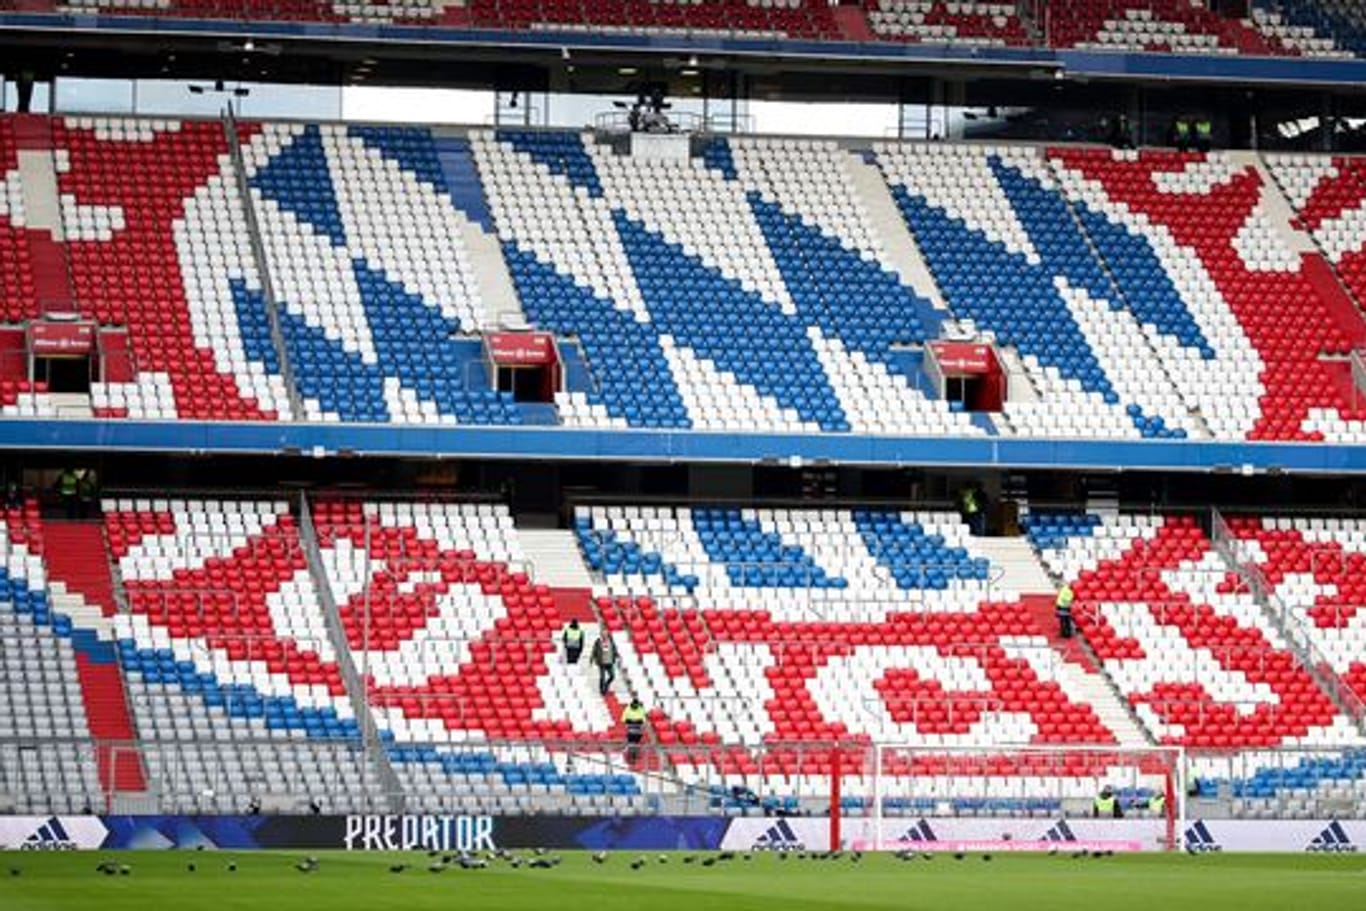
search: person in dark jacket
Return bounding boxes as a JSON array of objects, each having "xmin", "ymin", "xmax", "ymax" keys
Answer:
[{"xmin": 591, "ymin": 634, "xmax": 617, "ymax": 696}]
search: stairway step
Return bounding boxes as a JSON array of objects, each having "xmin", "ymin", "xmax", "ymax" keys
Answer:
[{"xmin": 43, "ymin": 522, "xmax": 118, "ymax": 617}]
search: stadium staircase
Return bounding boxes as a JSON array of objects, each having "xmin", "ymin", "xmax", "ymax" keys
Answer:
[
  {"xmin": 223, "ymin": 113, "xmax": 305, "ymax": 422},
  {"xmin": 525, "ymin": 525, "xmax": 679, "ymax": 776},
  {"xmin": 433, "ymin": 130, "xmax": 525, "ymax": 329},
  {"xmin": 43, "ymin": 522, "xmax": 118, "ymax": 617},
  {"xmin": 1017, "ymin": 525, "xmax": 1162, "ymax": 746},
  {"xmin": 296, "ymin": 498, "xmax": 404, "ymax": 811},
  {"xmin": 973, "ymin": 534, "xmax": 1154, "ymax": 744},
  {"xmin": 9, "ymin": 115, "xmax": 75, "ymax": 314},
  {"xmin": 518, "ymin": 527, "xmax": 599, "ymax": 626},
  {"xmin": 845, "ymin": 153, "xmax": 950, "ymax": 313},
  {"xmin": 42, "ymin": 520, "xmax": 147, "ymax": 795}
]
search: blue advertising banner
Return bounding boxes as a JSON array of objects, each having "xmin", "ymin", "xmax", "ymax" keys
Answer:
[{"xmin": 0, "ymin": 814, "xmax": 732, "ymax": 852}]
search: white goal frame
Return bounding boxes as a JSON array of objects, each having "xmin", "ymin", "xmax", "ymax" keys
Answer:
[{"xmin": 860, "ymin": 743, "xmax": 1186, "ymax": 852}]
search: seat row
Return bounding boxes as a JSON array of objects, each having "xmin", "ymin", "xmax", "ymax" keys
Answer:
[{"xmin": 41, "ymin": 1, "xmax": 1353, "ymax": 55}]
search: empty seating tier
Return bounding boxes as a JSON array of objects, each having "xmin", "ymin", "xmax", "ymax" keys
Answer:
[
  {"xmin": 1028, "ymin": 511, "xmax": 1361, "ymax": 752},
  {"xmin": 103, "ymin": 497, "xmax": 380, "ymax": 811},
  {"xmin": 1048, "ymin": 1, "xmax": 1289, "ymax": 56},
  {"xmin": 8, "ymin": 115, "xmax": 1366, "ymax": 446},
  {"xmin": 864, "ymin": 1, "xmax": 1029, "ymax": 46},
  {"xmin": 575, "ymin": 504, "xmax": 1138, "ymax": 801},
  {"xmin": 56, "ymin": 117, "xmax": 290, "ymax": 421},
  {"xmin": 1225, "ymin": 515, "xmax": 1366, "ymax": 706},
  {"xmin": 310, "ymin": 499, "xmax": 652, "ymax": 814},
  {"xmin": 0, "ymin": 507, "xmax": 104, "ymax": 812}
]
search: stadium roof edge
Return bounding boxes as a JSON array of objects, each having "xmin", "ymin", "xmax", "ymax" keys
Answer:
[{"xmin": 6, "ymin": 12, "xmax": 1366, "ymax": 89}]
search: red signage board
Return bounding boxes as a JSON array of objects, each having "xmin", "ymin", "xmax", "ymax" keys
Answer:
[
  {"xmin": 488, "ymin": 332, "xmax": 557, "ymax": 367},
  {"xmin": 29, "ymin": 321, "xmax": 95, "ymax": 356},
  {"xmin": 930, "ymin": 341, "xmax": 995, "ymax": 375}
]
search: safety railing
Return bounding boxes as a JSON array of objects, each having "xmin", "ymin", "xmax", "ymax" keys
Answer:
[
  {"xmin": 8, "ymin": 734, "xmax": 1365, "ymax": 820},
  {"xmin": 1210, "ymin": 510, "xmax": 1366, "ymax": 724}
]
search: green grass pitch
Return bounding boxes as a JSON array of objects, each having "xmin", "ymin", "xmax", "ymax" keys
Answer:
[{"xmin": 2, "ymin": 850, "xmax": 1364, "ymax": 911}]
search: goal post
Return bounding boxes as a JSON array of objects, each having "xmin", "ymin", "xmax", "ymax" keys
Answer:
[{"xmin": 847, "ymin": 744, "xmax": 1184, "ymax": 853}]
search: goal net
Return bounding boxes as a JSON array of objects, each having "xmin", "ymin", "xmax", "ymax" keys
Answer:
[{"xmin": 845, "ymin": 744, "xmax": 1183, "ymax": 853}]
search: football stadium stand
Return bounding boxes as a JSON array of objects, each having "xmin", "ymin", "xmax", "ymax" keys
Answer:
[
  {"xmin": 55, "ymin": 116, "xmax": 291, "ymax": 422},
  {"xmin": 4, "ymin": 492, "xmax": 1363, "ymax": 817},
  {"xmin": 104, "ymin": 498, "xmax": 382, "ymax": 813},
  {"xmin": 7, "ymin": 0, "xmax": 1366, "ymax": 865},
  {"xmin": 8, "ymin": 113, "xmax": 1366, "ymax": 446},
  {"xmin": 308, "ymin": 498, "xmax": 652, "ymax": 815}
]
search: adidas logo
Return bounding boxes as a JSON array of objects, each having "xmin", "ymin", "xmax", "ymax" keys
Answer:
[
  {"xmin": 21, "ymin": 817, "xmax": 78, "ymax": 852},
  {"xmin": 1184, "ymin": 820, "xmax": 1222, "ymax": 853},
  {"xmin": 1042, "ymin": 820, "xmax": 1076, "ymax": 843},
  {"xmin": 1306, "ymin": 821, "xmax": 1358, "ymax": 853},
  {"xmin": 899, "ymin": 819, "xmax": 938, "ymax": 844},
  {"xmin": 752, "ymin": 819, "xmax": 805, "ymax": 852}
]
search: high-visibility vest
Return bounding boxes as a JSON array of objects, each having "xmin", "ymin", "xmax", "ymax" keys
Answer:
[
  {"xmin": 564, "ymin": 627, "xmax": 583, "ymax": 646},
  {"xmin": 622, "ymin": 706, "xmax": 647, "ymax": 734},
  {"xmin": 1196, "ymin": 120, "xmax": 1212, "ymax": 138},
  {"xmin": 1148, "ymin": 793, "xmax": 1166, "ymax": 813},
  {"xmin": 57, "ymin": 472, "xmax": 78, "ymax": 496},
  {"xmin": 1056, "ymin": 586, "xmax": 1075, "ymax": 610},
  {"xmin": 1175, "ymin": 120, "xmax": 1191, "ymax": 138},
  {"xmin": 1093, "ymin": 795, "xmax": 1117, "ymax": 816},
  {"xmin": 961, "ymin": 489, "xmax": 979, "ymax": 514}
]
